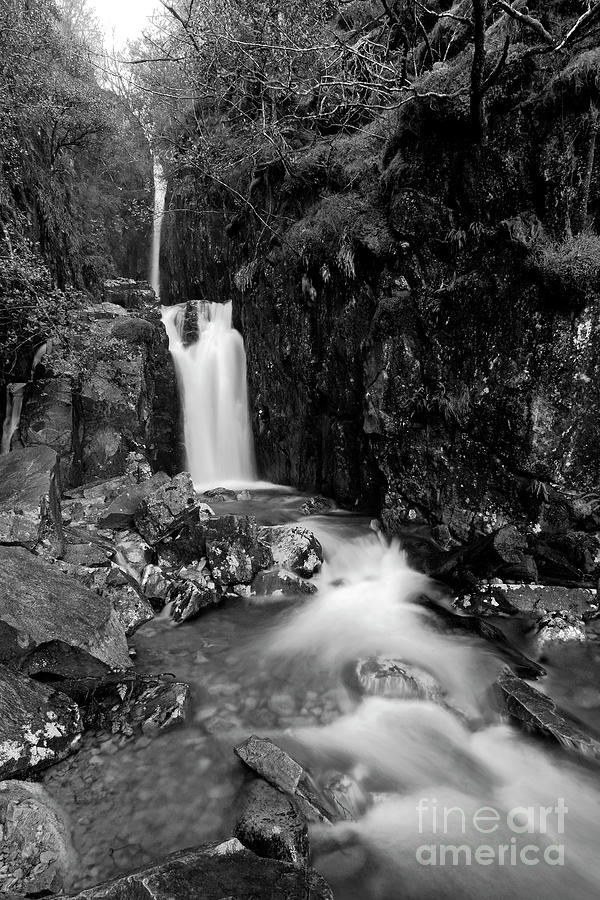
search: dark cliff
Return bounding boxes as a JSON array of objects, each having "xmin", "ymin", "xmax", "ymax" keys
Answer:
[{"xmin": 162, "ymin": 7, "xmax": 600, "ymax": 542}]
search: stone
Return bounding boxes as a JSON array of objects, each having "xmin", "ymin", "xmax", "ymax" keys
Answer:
[
  {"xmin": 250, "ymin": 569, "xmax": 317, "ymax": 598},
  {"xmin": 0, "ymin": 780, "xmax": 77, "ymax": 896},
  {"xmin": 321, "ymin": 772, "xmax": 369, "ymax": 821},
  {"xmin": 98, "ymin": 472, "xmax": 171, "ymax": 529},
  {"xmin": 494, "ymin": 667, "xmax": 600, "ymax": 760},
  {"xmin": 19, "ymin": 640, "xmax": 115, "ymax": 702},
  {"xmin": 107, "ymin": 586, "xmax": 155, "ymax": 636},
  {"xmin": 140, "ymin": 564, "xmax": 171, "ymax": 606},
  {"xmin": 0, "ymin": 665, "xmax": 82, "ymax": 779},
  {"xmin": 354, "ymin": 657, "xmax": 444, "ymax": 702},
  {"xmin": 234, "ymin": 736, "xmax": 335, "ymax": 823},
  {"xmin": 134, "ymin": 472, "xmax": 199, "ymax": 543},
  {"xmin": 206, "ymin": 515, "xmax": 271, "ymax": 586},
  {"xmin": 535, "ymin": 612, "xmax": 586, "ymax": 649},
  {"xmin": 203, "ymin": 487, "xmax": 238, "ymax": 501},
  {"xmin": 234, "ymin": 778, "xmax": 309, "ymax": 866},
  {"xmin": 111, "ymin": 318, "xmax": 155, "ymax": 343},
  {"xmin": 85, "ymin": 677, "xmax": 190, "ymax": 736},
  {"xmin": 13, "ymin": 377, "xmax": 74, "ymax": 484},
  {"xmin": 0, "ymin": 446, "xmax": 63, "ymax": 552},
  {"xmin": 113, "ymin": 529, "xmax": 153, "ymax": 580},
  {"xmin": 0, "ymin": 546, "xmax": 131, "ymax": 668},
  {"xmin": 300, "ymin": 496, "xmax": 332, "ymax": 517},
  {"xmin": 168, "ymin": 572, "xmax": 219, "ymax": 624},
  {"xmin": 63, "ymin": 839, "xmax": 332, "ymax": 899},
  {"xmin": 259, "ymin": 526, "xmax": 323, "ymax": 577},
  {"xmin": 470, "ymin": 583, "xmax": 598, "ymax": 621},
  {"xmin": 62, "ymin": 539, "xmax": 111, "ymax": 568}
]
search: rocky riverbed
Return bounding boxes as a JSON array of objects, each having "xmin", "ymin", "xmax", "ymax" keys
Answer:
[{"xmin": 1, "ymin": 432, "xmax": 600, "ymax": 898}]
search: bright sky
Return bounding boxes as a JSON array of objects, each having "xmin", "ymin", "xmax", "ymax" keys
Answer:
[{"xmin": 89, "ymin": 0, "xmax": 160, "ymax": 47}]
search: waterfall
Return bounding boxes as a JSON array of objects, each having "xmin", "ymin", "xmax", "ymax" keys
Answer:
[
  {"xmin": 150, "ymin": 158, "xmax": 167, "ymax": 298},
  {"xmin": 1, "ymin": 341, "xmax": 48, "ymax": 455},
  {"xmin": 162, "ymin": 301, "xmax": 257, "ymax": 488}
]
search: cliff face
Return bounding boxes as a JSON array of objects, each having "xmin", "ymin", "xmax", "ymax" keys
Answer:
[{"xmin": 162, "ymin": 28, "xmax": 600, "ymax": 541}]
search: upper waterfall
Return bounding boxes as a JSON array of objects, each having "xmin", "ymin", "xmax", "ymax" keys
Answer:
[
  {"xmin": 162, "ymin": 301, "xmax": 257, "ymax": 488},
  {"xmin": 150, "ymin": 159, "xmax": 167, "ymax": 298}
]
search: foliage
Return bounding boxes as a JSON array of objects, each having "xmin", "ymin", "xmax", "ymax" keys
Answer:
[{"xmin": 531, "ymin": 231, "xmax": 600, "ymax": 310}]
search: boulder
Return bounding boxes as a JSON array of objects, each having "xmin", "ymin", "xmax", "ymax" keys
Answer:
[
  {"xmin": 535, "ymin": 612, "xmax": 586, "ymax": 650},
  {"xmin": 234, "ymin": 778, "xmax": 309, "ymax": 866},
  {"xmin": 13, "ymin": 377, "xmax": 74, "ymax": 484},
  {"xmin": 0, "ymin": 546, "xmax": 131, "ymax": 668},
  {"xmin": 234, "ymin": 736, "xmax": 335, "ymax": 824},
  {"xmin": 134, "ymin": 473, "xmax": 199, "ymax": 543},
  {"xmin": 113, "ymin": 529, "xmax": 153, "ymax": 580},
  {"xmin": 140, "ymin": 564, "xmax": 171, "ymax": 607},
  {"xmin": 0, "ymin": 665, "xmax": 82, "ymax": 779},
  {"xmin": 98, "ymin": 472, "xmax": 171, "ymax": 529},
  {"xmin": 494, "ymin": 667, "xmax": 600, "ymax": 759},
  {"xmin": 250, "ymin": 569, "xmax": 317, "ymax": 598},
  {"xmin": 206, "ymin": 516, "xmax": 271, "ymax": 586},
  {"xmin": 0, "ymin": 780, "xmax": 77, "ymax": 896},
  {"xmin": 354, "ymin": 657, "xmax": 444, "ymax": 702},
  {"xmin": 63, "ymin": 839, "xmax": 332, "ymax": 899},
  {"xmin": 19, "ymin": 640, "xmax": 114, "ymax": 699},
  {"xmin": 258, "ymin": 526, "xmax": 323, "ymax": 577},
  {"xmin": 0, "ymin": 446, "xmax": 63, "ymax": 552}
]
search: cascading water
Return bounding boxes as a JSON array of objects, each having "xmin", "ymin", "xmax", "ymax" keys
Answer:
[
  {"xmin": 150, "ymin": 158, "xmax": 167, "ymax": 298},
  {"xmin": 162, "ymin": 301, "xmax": 256, "ymax": 487}
]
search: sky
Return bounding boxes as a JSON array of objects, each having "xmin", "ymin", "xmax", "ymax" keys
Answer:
[{"xmin": 89, "ymin": 0, "xmax": 160, "ymax": 47}]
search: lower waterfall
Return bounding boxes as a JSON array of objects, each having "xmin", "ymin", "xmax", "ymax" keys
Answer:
[{"xmin": 162, "ymin": 301, "xmax": 256, "ymax": 487}]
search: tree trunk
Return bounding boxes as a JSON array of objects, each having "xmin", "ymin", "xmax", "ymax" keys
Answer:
[{"xmin": 470, "ymin": 0, "xmax": 488, "ymax": 142}]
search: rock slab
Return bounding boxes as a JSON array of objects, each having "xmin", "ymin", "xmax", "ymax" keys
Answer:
[
  {"xmin": 0, "ymin": 446, "xmax": 63, "ymax": 550},
  {"xmin": 0, "ymin": 546, "xmax": 131, "ymax": 668}
]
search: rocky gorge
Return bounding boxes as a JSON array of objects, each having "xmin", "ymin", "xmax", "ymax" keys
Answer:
[{"xmin": 2, "ymin": 1, "xmax": 600, "ymax": 899}]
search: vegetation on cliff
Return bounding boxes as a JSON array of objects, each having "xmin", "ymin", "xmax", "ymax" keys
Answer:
[{"xmin": 0, "ymin": 0, "xmax": 152, "ymax": 384}]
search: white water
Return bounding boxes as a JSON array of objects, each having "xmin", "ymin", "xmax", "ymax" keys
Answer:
[
  {"xmin": 150, "ymin": 159, "xmax": 167, "ymax": 298},
  {"xmin": 162, "ymin": 301, "xmax": 256, "ymax": 487},
  {"xmin": 266, "ymin": 530, "xmax": 600, "ymax": 899},
  {"xmin": 1, "ymin": 341, "xmax": 48, "ymax": 455}
]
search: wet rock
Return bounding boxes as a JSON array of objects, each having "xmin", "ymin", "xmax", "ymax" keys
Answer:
[
  {"xmin": 203, "ymin": 487, "xmax": 238, "ymax": 501},
  {"xmin": 14, "ymin": 377, "xmax": 74, "ymax": 484},
  {"xmin": 234, "ymin": 736, "xmax": 335, "ymax": 823},
  {"xmin": 354, "ymin": 657, "xmax": 444, "ymax": 702},
  {"xmin": 494, "ymin": 667, "xmax": 600, "ymax": 760},
  {"xmin": 322, "ymin": 772, "xmax": 369, "ymax": 821},
  {"xmin": 98, "ymin": 472, "xmax": 171, "ymax": 529},
  {"xmin": 535, "ymin": 612, "xmax": 586, "ymax": 650},
  {"xmin": 251, "ymin": 569, "xmax": 317, "ymax": 598},
  {"xmin": 0, "ymin": 446, "xmax": 63, "ymax": 552},
  {"xmin": 107, "ymin": 586, "xmax": 155, "ymax": 636},
  {"xmin": 300, "ymin": 496, "xmax": 332, "ymax": 517},
  {"xmin": 0, "ymin": 547, "xmax": 131, "ymax": 668},
  {"xmin": 134, "ymin": 472, "xmax": 199, "ymax": 543},
  {"xmin": 234, "ymin": 777, "xmax": 309, "ymax": 866},
  {"xmin": 63, "ymin": 838, "xmax": 333, "ymax": 899},
  {"xmin": 258, "ymin": 526, "xmax": 323, "ymax": 577},
  {"xmin": 0, "ymin": 780, "xmax": 77, "ymax": 896},
  {"xmin": 0, "ymin": 665, "xmax": 82, "ymax": 779},
  {"xmin": 62, "ymin": 538, "xmax": 111, "ymax": 568},
  {"xmin": 533, "ymin": 530, "xmax": 600, "ymax": 580},
  {"xmin": 206, "ymin": 515, "xmax": 271, "ymax": 586},
  {"xmin": 169, "ymin": 567, "xmax": 220, "ymax": 623}
]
